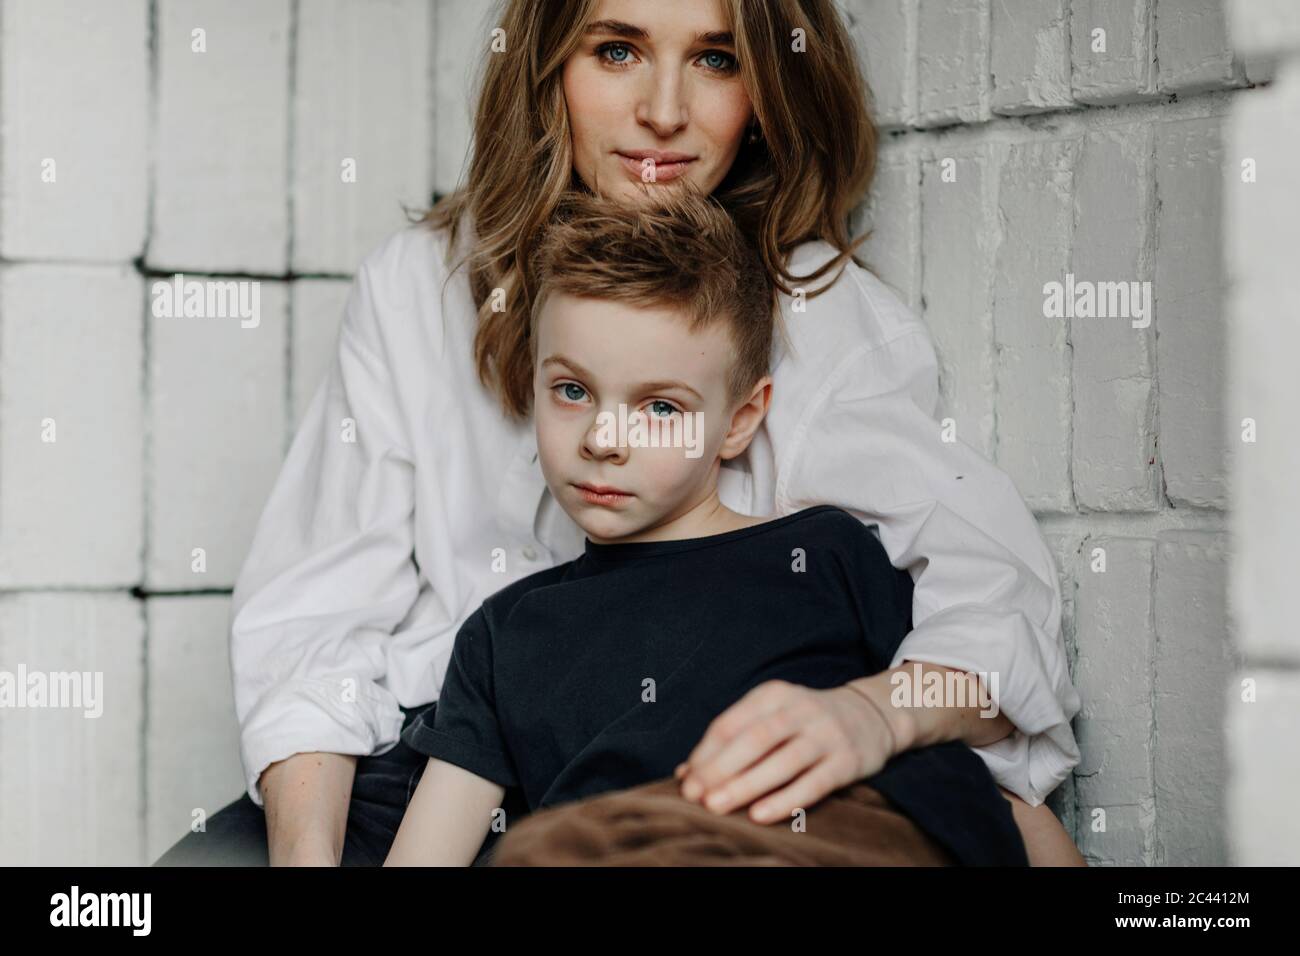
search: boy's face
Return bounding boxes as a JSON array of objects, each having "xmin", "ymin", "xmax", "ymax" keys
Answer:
[{"xmin": 533, "ymin": 291, "xmax": 765, "ymax": 544}]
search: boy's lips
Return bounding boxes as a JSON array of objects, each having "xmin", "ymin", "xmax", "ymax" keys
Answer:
[{"xmin": 573, "ymin": 482, "xmax": 634, "ymax": 506}]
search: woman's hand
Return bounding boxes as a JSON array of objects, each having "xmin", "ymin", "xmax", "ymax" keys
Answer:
[{"xmin": 673, "ymin": 677, "xmax": 916, "ymax": 825}]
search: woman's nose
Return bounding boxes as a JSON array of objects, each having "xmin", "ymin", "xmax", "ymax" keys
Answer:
[{"xmin": 636, "ymin": 68, "xmax": 688, "ymax": 137}]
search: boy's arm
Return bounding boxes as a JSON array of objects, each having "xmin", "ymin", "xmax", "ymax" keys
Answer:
[{"xmin": 385, "ymin": 757, "xmax": 506, "ymax": 866}]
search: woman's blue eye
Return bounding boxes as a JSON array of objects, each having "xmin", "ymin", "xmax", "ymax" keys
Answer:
[
  {"xmin": 558, "ymin": 383, "xmax": 587, "ymax": 402},
  {"xmin": 699, "ymin": 50, "xmax": 738, "ymax": 73},
  {"xmin": 597, "ymin": 42, "xmax": 634, "ymax": 66}
]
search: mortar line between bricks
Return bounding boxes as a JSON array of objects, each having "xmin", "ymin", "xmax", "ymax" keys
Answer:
[
  {"xmin": 1065, "ymin": 134, "xmax": 1080, "ymax": 512},
  {"xmin": 1144, "ymin": 120, "xmax": 1169, "ymax": 513},
  {"xmin": 905, "ymin": 0, "xmax": 918, "ymax": 122},
  {"xmin": 1148, "ymin": 0, "xmax": 1159, "ymax": 95},
  {"xmin": 285, "ymin": 0, "xmax": 300, "ymax": 457},
  {"xmin": 0, "ymin": 587, "xmax": 235, "ymax": 597},
  {"xmin": 0, "ymin": 0, "xmax": 6, "ymax": 836},
  {"xmin": 429, "ymin": 0, "xmax": 438, "ymax": 202},
  {"xmin": 1154, "ymin": 538, "xmax": 1164, "ymax": 868},
  {"xmin": 1148, "ymin": 535, "xmax": 1160, "ymax": 865},
  {"xmin": 988, "ymin": 138, "xmax": 1002, "ymax": 469},
  {"xmin": 1035, "ymin": 511, "xmax": 1227, "ymax": 536},
  {"xmin": 134, "ymin": 266, "xmax": 353, "ymax": 281},
  {"xmin": 139, "ymin": 0, "xmax": 161, "ymax": 868},
  {"xmin": 1068, "ymin": 542, "xmax": 1082, "ymax": 854},
  {"xmin": 877, "ymin": 88, "xmax": 1234, "ymax": 147},
  {"xmin": 1235, "ymin": 658, "xmax": 1300, "ymax": 672},
  {"xmin": 980, "ymin": 0, "xmax": 992, "ymax": 122}
]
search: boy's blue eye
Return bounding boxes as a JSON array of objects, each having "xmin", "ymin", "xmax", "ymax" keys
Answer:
[
  {"xmin": 558, "ymin": 383, "xmax": 587, "ymax": 402},
  {"xmin": 648, "ymin": 400, "xmax": 678, "ymax": 418}
]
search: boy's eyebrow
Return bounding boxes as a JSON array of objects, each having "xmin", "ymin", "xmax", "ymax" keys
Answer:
[
  {"xmin": 541, "ymin": 355, "xmax": 705, "ymax": 402},
  {"xmin": 583, "ymin": 19, "xmax": 735, "ymax": 46}
]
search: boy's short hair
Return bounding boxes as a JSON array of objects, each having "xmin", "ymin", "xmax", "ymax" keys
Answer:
[{"xmin": 529, "ymin": 187, "xmax": 778, "ymax": 408}]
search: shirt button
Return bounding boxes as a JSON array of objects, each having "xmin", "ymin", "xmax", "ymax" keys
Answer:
[{"xmin": 521, "ymin": 545, "xmax": 538, "ymax": 561}]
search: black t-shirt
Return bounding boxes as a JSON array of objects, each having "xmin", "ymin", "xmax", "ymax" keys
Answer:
[{"xmin": 402, "ymin": 504, "xmax": 1027, "ymax": 865}]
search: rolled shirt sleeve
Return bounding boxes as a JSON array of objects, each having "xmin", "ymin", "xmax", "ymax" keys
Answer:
[
  {"xmin": 775, "ymin": 320, "xmax": 1081, "ymax": 807},
  {"xmin": 229, "ymin": 248, "xmax": 420, "ymax": 807}
]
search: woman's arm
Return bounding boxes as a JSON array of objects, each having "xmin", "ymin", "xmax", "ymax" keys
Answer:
[
  {"xmin": 845, "ymin": 663, "xmax": 1085, "ymax": 865},
  {"xmin": 999, "ymin": 786, "xmax": 1087, "ymax": 867},
  {"xmin": 229, "ymin": 231, "xmax": 432, "ymax": 859},
  {"xmin": 769, "ymin": 282, "xmax": 1081, "ymax": 805},
  {"xmin": 385, "ymin": 758, "xmax": 506, "ymax": 866},
  {"xmin": 260, "ymin": 752, "xmax": 358, "ymax": 866},
  {"xmin": 843, "ymin": 661, "xmax": 1012, "ymax": 756}
]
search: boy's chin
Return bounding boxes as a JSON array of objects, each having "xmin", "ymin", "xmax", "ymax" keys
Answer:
[
  {"xmin": 576, "ymin": 514, "xmax": 636, "ymax": 543},
  {"xmin": 574, "ymin": 507, "xmax": 662, "ymax": 545}
]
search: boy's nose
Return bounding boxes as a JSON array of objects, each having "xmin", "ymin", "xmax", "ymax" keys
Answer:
[{"xmin": 582, "ymin": 415, "xmax": 627, "ymax": 463}]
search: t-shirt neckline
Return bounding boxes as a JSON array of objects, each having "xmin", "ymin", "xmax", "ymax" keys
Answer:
[{"xmin": 581, "ymin": 505, "xmax": 842, "ymax": 566}]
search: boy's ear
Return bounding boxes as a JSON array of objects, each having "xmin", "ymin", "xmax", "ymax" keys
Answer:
[{"xmin": 719, "ymin": 376, "xmax": 773, "ymax": 461}]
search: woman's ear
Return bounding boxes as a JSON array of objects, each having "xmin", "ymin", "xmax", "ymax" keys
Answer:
[{"xmin": 718, "ymin": 375, "xmax": 773, "ymax": 461}]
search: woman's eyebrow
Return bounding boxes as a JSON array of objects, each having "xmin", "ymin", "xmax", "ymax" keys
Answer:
[{"xmin": 583, "ymin": 19, "xmax": 734, "ymax": 45}]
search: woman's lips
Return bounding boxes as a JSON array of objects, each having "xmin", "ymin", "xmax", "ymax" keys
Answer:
[
  {"xmin": 616, "ymin": 153, "xmax": 696, "ymax": 183},
  {"xmin": 573, "ymin": 483, "xmax": 634, "ymax": 507}
]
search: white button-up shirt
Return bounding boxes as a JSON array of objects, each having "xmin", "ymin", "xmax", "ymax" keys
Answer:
[{"xmin": 230, "ymin": 219, "xmax": 1082, "ymax": 810}]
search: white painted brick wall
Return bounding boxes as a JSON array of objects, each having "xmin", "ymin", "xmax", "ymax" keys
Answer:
[
  {"xmin": 1224, "ymin": 0, "xmax": 1300, "ymax": 865},
  {"xmin": 1073, "ymin": 536, "xmax": 1158, "ymax": 866},
  {"xmin": 145, "ymin": 595, "xmax": 242, "ymax": 863},
  {"xmin": 992, "ymin": 137, "xmax": 1075, "ymax": 511},
  {"xmin": 0, "ymin": 594, "xmax": 145, "ymax": 865},
  {"xmin": 1152, "ymin": 532, "xmax": 1231, "ymax": 866},
  {"xmin": 0, "ymin": 0, "xmax": 1285, "ymax": 865},
  {"xmin": 292, "ymin": 0, "xmax": 434, "ymax": 273},
  {"xmin": 921, "ymin": 143, "xmax": 998, "ymax": 457},
  {"xmin": 0, "ymin": 0, "xmax": 432, "ymax": 864},
  {"xmin": 0, "ymin": 0, "xmax": 150, "ymax": 261},
  {"xmin": 917, "ymin": 0, "xmax": 989, "ymax": 126},
  {"xmin": 147, "ymin": 281, "xmax": 288, "ymax": 590},
  {"xmin": 1156, "ymin": 0, "xmax": 1246, "ymax": 94},
  {"xmin": 845, "ymin": 0, "xmax": 917, "ymax": 128},
  {"xmin": 1071, "ymin": 0, "xmax": 1158, "ymax": 103},
  {"xmin": 0, "ymin": 264, "xmax": 144, "ymax": 588},
  {"xmin": 1154, "ymin": 117, "xmax": 1228, "ymax": 508},
  {"xmin": 1071, "ymin": 123, "xmax": 1160, "ymax": 511},
  {"xmin": 991, "ymin": 0, "xmax": 1072, "ymax": 115},
  {"xmin": 847, "ymin": 0, "xmax": 1269, "ymax": 865},
  {"xmin": 151, "ymin": 0, "xmax": 292, "ymax": 274}
]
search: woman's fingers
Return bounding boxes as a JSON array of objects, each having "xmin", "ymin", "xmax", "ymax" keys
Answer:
[
  {"xmin": 695, "ymin": 733, "xmax": 827, "ymax": 817},
  {"xmin": 747, "ymin": 756, "xmax": 853, "ymax": 825},
  {"xmin": 680, "ymin": 682, "xmax": 899, "ymax": 815},
  {"xmin": 679, "ymin": 681, "xmax": 802, "ymax": 799}
]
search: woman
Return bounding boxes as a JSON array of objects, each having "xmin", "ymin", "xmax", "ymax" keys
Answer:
[{"xmin": 156, "ymin": 0, "xmax": 1082, "ymax": 867}]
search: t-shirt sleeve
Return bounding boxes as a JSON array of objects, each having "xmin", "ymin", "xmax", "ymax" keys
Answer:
[
  {"xmin": 401, "ymin": 604, "xmax": 520, "ymax": 789},
  {"xmin": 834, "ymin": 514, "xmax": 916, "ymax": 670}
]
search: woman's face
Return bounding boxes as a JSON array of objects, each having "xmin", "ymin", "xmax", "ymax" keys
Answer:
[{"xmin": 563, "ymin": 0, "xmax": 754, "ymax": 204}]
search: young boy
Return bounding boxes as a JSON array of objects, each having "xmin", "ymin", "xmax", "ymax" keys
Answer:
[{"xmin": 385, "ymin": 188, "xmax": 1083, "ymax": 867}]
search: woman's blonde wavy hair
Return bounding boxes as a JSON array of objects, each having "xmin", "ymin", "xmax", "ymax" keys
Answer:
[{"xmin": 419, "ymin": 0, "xmax": 878, "ymax": 421}]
